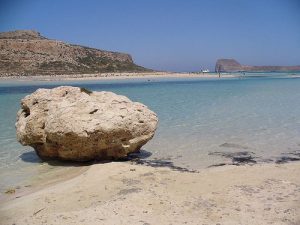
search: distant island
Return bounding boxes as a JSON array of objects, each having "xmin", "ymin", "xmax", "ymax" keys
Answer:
[
  {"xmin": 0, "ymin": 30, "xmax": 150, "ymax": 76},
  {"xmin": 215, "ymin": 59, "xmax": 300, "ymax": 72}
]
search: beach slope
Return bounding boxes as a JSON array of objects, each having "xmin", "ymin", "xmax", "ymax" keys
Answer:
[{"xmin": 0, "ymin": 162, "xmax": 299, "ymax": 225}]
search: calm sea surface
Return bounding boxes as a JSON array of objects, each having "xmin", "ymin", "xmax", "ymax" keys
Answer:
[{"xmin": 0, "ymin": 75, "xmax": 300, "ymax": 192}]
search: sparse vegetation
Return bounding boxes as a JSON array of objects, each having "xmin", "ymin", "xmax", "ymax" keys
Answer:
[
  {"xmin": 5, "ymin": 188, "xmax": 16, "ymax": 194},
  {"xmin": 80, "ymin": 87, "xmax": 93, "ymax": 95},
  {"xmin": 0, "ymin": 30, "xmax": 151, "ymax": 76}
]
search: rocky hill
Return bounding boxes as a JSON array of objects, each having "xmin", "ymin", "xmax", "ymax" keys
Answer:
[
  {"xmin": 0, "ymin": 30, "xmax": 150, "ymax": 76},
  {"xmin": 215, "ymin": 59, "xmax": 300, "ymax": 72}
]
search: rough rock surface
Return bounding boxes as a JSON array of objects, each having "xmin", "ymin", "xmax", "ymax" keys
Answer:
[
  {"xmin": 215, "ymin": 58, "xmax": 300, "ymax": 72},
  {"xmin": 15, "ymin": 86, "xmax": 158, "ymax": 161},
  {"xmin": 0, "ymin": 30, "xmax": 150, "ymax": 76}
]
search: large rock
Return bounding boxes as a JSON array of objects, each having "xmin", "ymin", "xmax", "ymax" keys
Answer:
[
  {"xmin": 215, "ymin": 59, "xmax": 242, "ymax": 72},
  {"xmin": 16, "ymin": 86, "xmax": 158, "ymax": 161}
]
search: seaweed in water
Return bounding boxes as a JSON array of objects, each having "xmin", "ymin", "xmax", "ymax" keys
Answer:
[
  {"xmin": 133, "ymin": 159, "xmax": 198, "ymax": 173},
  {"xmin": 209, "ymin": 151, "xmax": 257, "ymax": 166},
  {"xmin": 123, "ymin": 150, "xmax": 198, "ymax": 173},
  {"xmin": 275, "ymin": 150, "xmax": 300, "ymax": 164},
  {"xmin": 276, "ymin": 156, "xmax": 300, "ymax": 164}
]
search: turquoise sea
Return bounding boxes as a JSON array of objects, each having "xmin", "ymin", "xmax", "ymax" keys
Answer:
[{"xmin": 1, "ymin": 74, "xmax": 300, "ymax": 192}]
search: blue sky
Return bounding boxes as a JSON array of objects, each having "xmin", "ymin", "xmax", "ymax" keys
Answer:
[{"xmin": 1, "ymin": 0, "xmax": 299, "ymax": 71}]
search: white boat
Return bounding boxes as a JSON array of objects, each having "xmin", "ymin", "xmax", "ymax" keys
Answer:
[{"xmin": 202, "ymin": 69, "xmax": 210, "ymax": 73}]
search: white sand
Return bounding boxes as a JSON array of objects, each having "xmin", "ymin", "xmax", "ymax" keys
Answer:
[
  {"xmin": 0, "ymin": 72, "xmax": 236, "ymax": 82},
  {"xmin": 1, "ymin": 162, "xmax": 299, "ymax": 225}
]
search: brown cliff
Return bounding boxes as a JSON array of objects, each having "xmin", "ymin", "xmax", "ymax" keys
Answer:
[{"xmin": 0, "ymin": 30, "xmax": 150, "ymax": 76}]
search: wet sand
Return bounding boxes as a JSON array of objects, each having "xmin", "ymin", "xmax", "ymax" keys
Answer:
[{"xmin": 0, "ymin": 161, "xmax": 299, "ymax": 225}]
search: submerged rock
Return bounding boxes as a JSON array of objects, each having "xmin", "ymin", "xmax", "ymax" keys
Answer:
[{"xmin": 16, "ymin": 86, "xmax": 158, "ymax": 161}]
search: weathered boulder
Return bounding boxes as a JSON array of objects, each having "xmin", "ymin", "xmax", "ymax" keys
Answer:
[{"xmin": 16, "ymin": 86, "xmax": 158, "ymax": 161}]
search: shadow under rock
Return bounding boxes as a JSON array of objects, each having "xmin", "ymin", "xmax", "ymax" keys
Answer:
[
  {"xmin": 19, "ymin": 149, "xmax": 153, "ymax": 168},
  {"xmin": 20, "ymin": 150, "xmax": 93, "ymax": 167},
  {"xmin": 20, "ymin": 149, "xmax": 198, "ymax": 172},
  {"xmin": 121, "ymin": 149, "xmax": 153, "ymax": 161},
  {"xmin": 20, "ymin": 151, "xmax": 43, "ymax": 163}
]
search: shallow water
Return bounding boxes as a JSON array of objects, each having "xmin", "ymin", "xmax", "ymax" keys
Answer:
[{"xmin": 0, "ymin": 75, "xmax": 300, "ymax": 191}]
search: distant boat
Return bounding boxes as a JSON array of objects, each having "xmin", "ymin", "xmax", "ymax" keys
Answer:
[{"xmin": 202, "ymin": 69, "xmax": 210, "ymax": 73}]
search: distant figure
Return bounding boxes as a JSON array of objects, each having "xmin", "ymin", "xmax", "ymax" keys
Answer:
[{"xmin": 216, "ymin": 65, "xmax": 221, "ymax": 78}]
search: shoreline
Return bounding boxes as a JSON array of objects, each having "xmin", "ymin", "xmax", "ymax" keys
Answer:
[
  {"xmin": 1, "ymin": 71, "xmax": 299, "ymax": 83},
  {"xmin": 0, "ymin": 72, "xmax": 237, "ymax": 82},
  {"xmin": 1, "ymin": 161, "xmax": 299, "ymax": 225},
  {"xmin": 0, "ymin": 163, "xmax": 89, "ymax": 203}
]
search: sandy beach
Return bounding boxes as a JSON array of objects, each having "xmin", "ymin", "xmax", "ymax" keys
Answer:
[
  {"xmin": 1, "ymin": 161, "xmax": 299, "ymax": 225},
  {"xmin": 0, "ymin": 72, "xmax": 237, "ymax": 82}
]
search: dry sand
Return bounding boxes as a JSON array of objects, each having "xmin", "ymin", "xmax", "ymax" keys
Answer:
[
  {"xmin": 0, "ymin": 72, "xmax": 237, "ymax": 82},
  {"xmin": 0, "ymin": 161, "xmax": 299, "ymax": 225}
]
